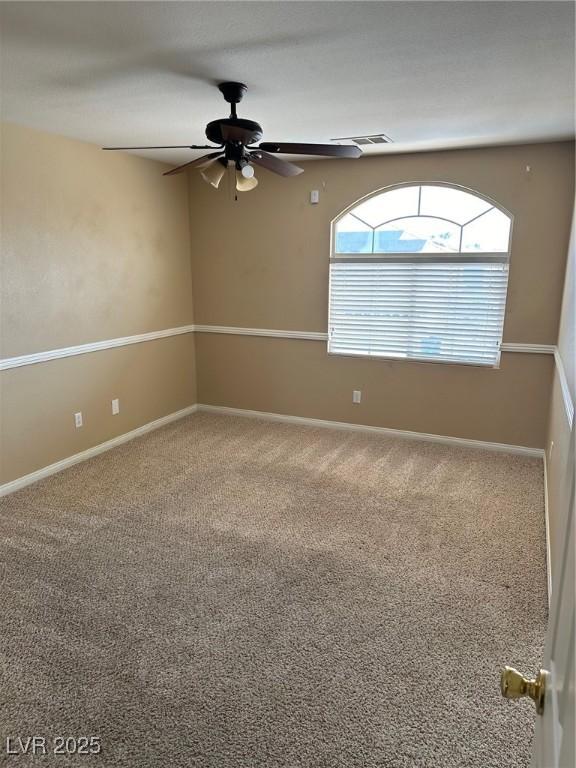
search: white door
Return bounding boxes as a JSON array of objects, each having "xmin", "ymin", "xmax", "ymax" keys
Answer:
[
  {"xmin": 501, "ymin": 427, "xmax": 574, "ymax": 767},
  {"xmin": 532, "ymin": 427, "xmax": 574, "ymax": 768}
]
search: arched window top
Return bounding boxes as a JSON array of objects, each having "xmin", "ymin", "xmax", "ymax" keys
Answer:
[{"xmin": 333, "ymin": 183, "xmax": 512, "ymax": 255}]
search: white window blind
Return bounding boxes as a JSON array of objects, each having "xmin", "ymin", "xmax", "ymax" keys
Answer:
[{"xmin": 328, "ymin": 185, "xmax": 512, "ymax": 367}]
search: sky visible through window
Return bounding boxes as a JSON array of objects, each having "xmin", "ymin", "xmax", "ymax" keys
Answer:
[{"xmin": 335, "ymin": 185, "xmax": 511, "ymax": 254}]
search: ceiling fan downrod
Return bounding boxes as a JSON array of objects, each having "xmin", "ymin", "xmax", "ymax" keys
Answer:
[{"xmin": 217, "ymin": 81, "xmax": 248, "ymax": 119}]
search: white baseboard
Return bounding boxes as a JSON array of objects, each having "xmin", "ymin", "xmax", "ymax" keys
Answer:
[
  {"xmin": 1, "ymin": 401, "xmax": 545, "ymax": 503},
  {"xmin": 197, "ymin": 404, "xmax": 545, "ymax": 457},
  {"xmin": 543, "ymin": 452, "xmax": 552, "ymax": 605},
  {"xmin": 0, "ymin": 405, "xmax": 198, "ymax": 498}
]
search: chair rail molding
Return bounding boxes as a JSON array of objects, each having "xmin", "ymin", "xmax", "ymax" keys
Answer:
[
  {"xmin": 0, "ymin": 324, "xmax": 559, "ymax": 371},
  {"xmin": 554, "ymin": 348, "xmax": 575, "ymax": 428},
  {"xmin": 0, "ymin": 325, "xmax": 196, "ymax": 370},
  {"xmin": 500, "ymin": 342, "xmax": 556, "ymax": 354},
  {"xmin": 193, "ymin": 324, "xmax": 329, "ymax": 341}
]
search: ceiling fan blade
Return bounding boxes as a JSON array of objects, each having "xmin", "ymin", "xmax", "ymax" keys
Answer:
[
  {"xmin": 163, "ymin": 151, "xmax": 224, "ymax": 177},
  {"xmin": 103, "ymin": 144, "xmax": 218, "ymax": 151},
  {"xmin": 249, "ymin": 151, "xmax": 304, "ymax": 177},
  {"xmin": 258, "ymin": 142, "xmax": 362, "ymax": 158}
]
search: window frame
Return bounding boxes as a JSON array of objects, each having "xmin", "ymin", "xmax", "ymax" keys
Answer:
[{"xmin": 328, "ymin": 181, "xmax": 514, "ymax": 368}]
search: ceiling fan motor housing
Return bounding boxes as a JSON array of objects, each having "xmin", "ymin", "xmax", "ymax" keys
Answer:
[{"xmin": 205, "ymin": 118, "xmax": 263, "ymax": 146}]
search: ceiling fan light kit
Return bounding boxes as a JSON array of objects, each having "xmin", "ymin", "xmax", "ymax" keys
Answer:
[
  {"xmin": 239, "ymin": 161, "xmax": 255, "ymax": 179},
  {"xmin": 235, "ymin": 170, "xmax": 258, "ymax": 192},
  {"xmin": 200, "ymin": 158, "xmax": 227, "ymax": 188},
  {"xmin": 103, "ymin": 82, "xmax": 362, "ymax": 192}
]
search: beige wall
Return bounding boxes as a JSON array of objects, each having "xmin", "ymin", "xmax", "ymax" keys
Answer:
[
  {"xmin": 1, "ymin": 129, "xmax": 574, "ymax": 486},
  {"xmin": 189, "ymin": 142, "xmax": 574, "ymax": 448},
  {"xmin": 196, "ymin": 334, "xmax": 553, "ymax": 447},
  {"xmin": 546, "ymin": 203, "xmax": 575, "ymax": 592},
  {"xmin": 0, "ymin": 123, "xmax": 196, "ymax": 484}
]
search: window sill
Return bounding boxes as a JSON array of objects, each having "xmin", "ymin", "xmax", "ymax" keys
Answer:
[{"xmin": 327, "ymin": 349, "xmax": 500, "ymax": 369}]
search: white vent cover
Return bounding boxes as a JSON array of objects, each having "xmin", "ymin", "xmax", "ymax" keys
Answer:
[{"xmin": 332, "ymin": 134, "xmax": 392, "ymax": 146}]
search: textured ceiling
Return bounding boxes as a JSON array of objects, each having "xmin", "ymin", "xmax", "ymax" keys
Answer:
[{"xmin": 1, "ymin": 1, "xmax": 574, "ymax": 166}]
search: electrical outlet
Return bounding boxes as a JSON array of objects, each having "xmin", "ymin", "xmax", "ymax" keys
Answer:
[
  {"xmin": 74, "ymin": 412, "xmax": 83, "ymax": 428},
  {"xmin": 310, "ymin": 190, "xmax": 319, "ymax": 204},
  {"xmin": 112, "ymin": 398, "xmax": 120, "ymax": 415},
  {"xmin": 352, "ymin": 390, "xmax": 362, "ymax": 404}
]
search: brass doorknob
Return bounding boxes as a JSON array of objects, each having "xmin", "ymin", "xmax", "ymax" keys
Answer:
[{"xmin": 500, "ymin": 666, "xmax": 548, "ymax": 715}]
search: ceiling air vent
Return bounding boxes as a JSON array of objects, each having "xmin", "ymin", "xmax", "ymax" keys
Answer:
[{"xmin": 332, "ymin": 133, "xmax": 392, "ymax": 147}]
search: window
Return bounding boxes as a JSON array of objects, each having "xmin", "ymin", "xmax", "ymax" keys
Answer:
[{"xmin": 329, "ymin": 183, "xmax": 512, "ymax": 366}]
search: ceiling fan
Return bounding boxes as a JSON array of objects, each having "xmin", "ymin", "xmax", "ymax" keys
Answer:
[{"xmin": 103, "ymin": 82, "xmax": 362, "ymax": 192}]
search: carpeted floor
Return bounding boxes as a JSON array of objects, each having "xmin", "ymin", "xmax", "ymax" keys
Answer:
[{"xmin": 1, "ymin": 412, "xmax": 547, "ymax": 767}]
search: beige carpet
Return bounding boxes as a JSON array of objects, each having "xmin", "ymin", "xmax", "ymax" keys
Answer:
[{"xmin": 1, "ymin": 412, "xmax": 547, "ymax": 767}]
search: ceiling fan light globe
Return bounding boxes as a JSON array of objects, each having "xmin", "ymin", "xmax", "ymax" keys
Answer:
[
  {"xmin": 200, "ymin": 160, "xmax": 227, "ymax": 188},
  {"xmin": 235, "ymin": 171, "xmax": 258, "ymax": 192},
  {"xmin": 241, "ymin": 164, "xmax": 255, "ymax": 179}
]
